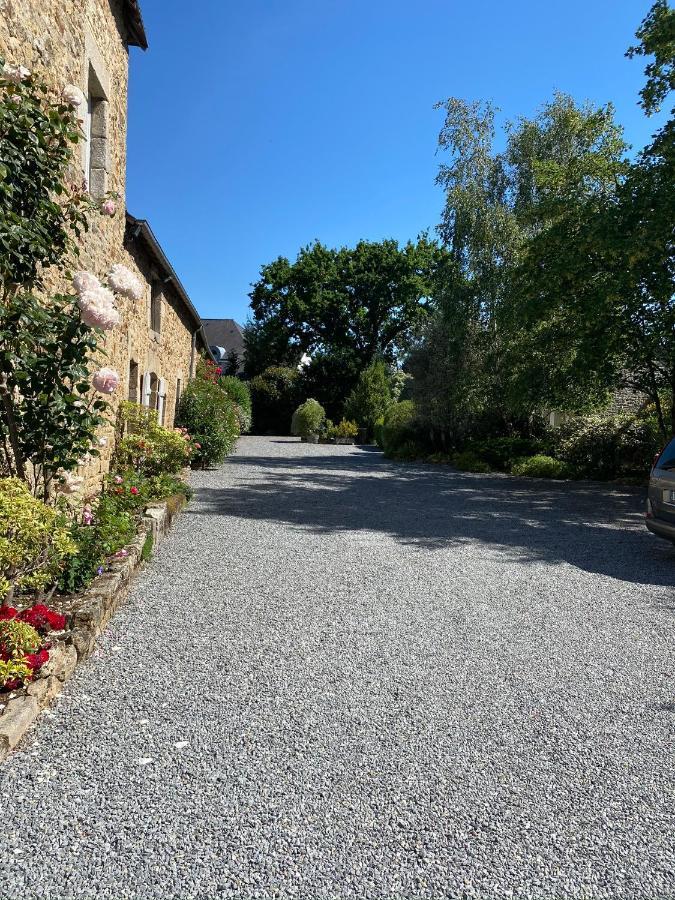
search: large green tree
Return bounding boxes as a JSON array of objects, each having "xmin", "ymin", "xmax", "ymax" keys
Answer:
[
  {"xmin": 246, "ymin": 237, "xmax": 447, "ymax": 376},
  {"xmin": 509, "ymin": 2, "xmax": 674, "ymax": 436},
  {"xmin": 416, "ymin": 92, "xmax": 629, "ymax": 446}
]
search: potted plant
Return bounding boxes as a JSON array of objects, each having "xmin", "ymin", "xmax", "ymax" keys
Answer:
[
  {"xmin": 291, "ymin": 399, "xmax": 326, "ymax": 443},
  {"xmin": 328, "ymin": 419, "xmax": 359, "ymax": 445}
]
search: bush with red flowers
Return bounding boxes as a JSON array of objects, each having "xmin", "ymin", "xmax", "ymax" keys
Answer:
[{"xmin": 0, "ymin": 603, "xmax": 63, "ymax": 690}]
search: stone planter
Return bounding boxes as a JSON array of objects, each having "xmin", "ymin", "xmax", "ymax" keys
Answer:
[
  {"xmin": 305, "ymin": 434, "xmax": 319, "ymax": 444},
  {"xmin": 335, "ymin": 437, "xmax": 355, "ymax": 445}
]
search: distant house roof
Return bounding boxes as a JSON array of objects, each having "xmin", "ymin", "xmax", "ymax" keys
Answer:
[
  {"xmin": 123, "ymin": 0, "xmax": 148, "ymax": 50},
  {"xmin": 202, "ymin": 319, "xmax": 246, "ymax": 366},
  {"xmin": 125, "ymin": 213, "xmax": 213, "ymax": 358}
]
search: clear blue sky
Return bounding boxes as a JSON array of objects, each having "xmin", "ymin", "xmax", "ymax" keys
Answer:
[{"xmin": 126, "ymin": 0, "xmax": 662, "ymax": 324}]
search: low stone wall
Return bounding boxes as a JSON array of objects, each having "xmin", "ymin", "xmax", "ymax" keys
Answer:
[{"xmin": 0, "ymin": 493, "xmax": 187, "ymax": 762}]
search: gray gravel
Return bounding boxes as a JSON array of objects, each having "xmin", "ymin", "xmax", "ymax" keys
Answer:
[{"xmin": 1, "ymin": 436, "xmax": 675, "ymax": 900}]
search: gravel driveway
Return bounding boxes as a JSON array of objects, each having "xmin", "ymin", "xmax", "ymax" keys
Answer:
[{"xmin": 2, "ymin": 436, "xmax": 675, "ymax": 900}]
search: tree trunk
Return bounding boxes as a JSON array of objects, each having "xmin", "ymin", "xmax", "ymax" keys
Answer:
[{"xmin": 0, "ymin": 373, "xmax": 26, "ymax": 482}]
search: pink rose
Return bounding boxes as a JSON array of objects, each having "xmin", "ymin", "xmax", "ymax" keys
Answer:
[
  {"xmin": 114, "ymin": 475, "xmax": 123, "ymax": 484},
  {"xmin": 91, "ymin": 367, "xmax": 120, "ymax": 394},
  {"xmin": 101, "ymin": 199, "xmax": 116, "ymax": 216}
]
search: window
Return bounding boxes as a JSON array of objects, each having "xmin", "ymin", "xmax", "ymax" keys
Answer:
[
  {"xmin": 175, "ymin": 378, "xmax": 182, "ymax": 419},
  {"xmin": 128, "ymin": 360, "xmax": 139, "ymax": 403},
  {"xmin": 151, "ymin": 280, "xmax": 162, "ymax": 333},
  {"xmin": 83, "ymin": 65, "xmax": 108, "ymax": 198}
]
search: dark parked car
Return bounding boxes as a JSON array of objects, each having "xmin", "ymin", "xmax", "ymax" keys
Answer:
[{"xmin": 646, "ymin": 436, "xmax": 675, "ymax": 545}]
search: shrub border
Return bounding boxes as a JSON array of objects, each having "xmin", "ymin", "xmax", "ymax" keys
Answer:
[{"xmin": 0, "ymin": 493, "xmax": 187, "ymax": 762}]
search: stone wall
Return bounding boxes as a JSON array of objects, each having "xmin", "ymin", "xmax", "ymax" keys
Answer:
[{"xmin": 1, "ymin": 2, "xmax": 202, "ymax": 494}]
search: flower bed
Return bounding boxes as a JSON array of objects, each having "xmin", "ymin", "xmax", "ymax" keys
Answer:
[{"xmin": 0, "ymin": 489, "xmax": 187, "ymax": 761}]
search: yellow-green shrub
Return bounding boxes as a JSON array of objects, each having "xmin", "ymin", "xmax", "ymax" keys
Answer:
[
  {"xmin": 0, "ymin": 478, "xmax": 76, "ymax": 599},
  {"xmin": 0, "ymin": 619, "xmax": 40, "ymax": 656},
  {"xmin": 0, "ymin": 658, "xmax": 32, "ymax": 689},
  {"xmin": 329, "ymin": 419, "xmax": 358, "ymax": 440}
]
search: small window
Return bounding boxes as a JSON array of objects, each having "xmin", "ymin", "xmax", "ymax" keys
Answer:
[
  {"xmin": 128, "ymin": 360, "xmax": 139, "ymax": 403},
  {"xmin": 175, "ymin": 378, "xmax": 182, "ymax": 418},
  {"xmin": 84, "ymin": 65, "xmax": 108, "ymax": 197},
  {"xmin": 151, "ymin": 281, "xmax": 162, "ymax": 333}
]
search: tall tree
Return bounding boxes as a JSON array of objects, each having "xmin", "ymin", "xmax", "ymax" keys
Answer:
[
  {"xmin": 246, "ymin": 237, "xmax": 447, "ymax": 378},
  {"xmin": 508, "ymin": 2, "xmax": 674, "ymax": 436}
]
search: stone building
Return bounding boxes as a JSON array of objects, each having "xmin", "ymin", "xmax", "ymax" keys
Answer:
[{"xmin": 0, "ymin": 1, "xmax": 211, "ymax": 483}]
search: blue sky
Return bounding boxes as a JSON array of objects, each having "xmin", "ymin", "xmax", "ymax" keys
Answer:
[{"xmin": 126, "ymin": 0, "xmax": 662, "ymax": 324}]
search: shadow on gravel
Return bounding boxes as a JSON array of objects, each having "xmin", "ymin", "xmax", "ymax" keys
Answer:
[{"xmin": 190, "ymin": 450, "xmax": 675, "ymax": 587}]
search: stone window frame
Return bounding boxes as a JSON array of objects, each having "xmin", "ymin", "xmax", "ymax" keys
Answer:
[
  {"xmin": 150, "ymin": 277, "xmax": 163, "ymax": 336},
  {"xmin": 128, "ymin": 359, "xmax": 139, "ymax": 403},
  {"xmin": 81, "ymin": 33, "xmax": 111, "ymax": 199}
]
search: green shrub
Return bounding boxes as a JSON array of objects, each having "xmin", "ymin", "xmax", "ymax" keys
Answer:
[
  {"xmin": 59, "ymin": 492, "xmax": 136, "ymax": 594},
  {"xmin": 328, "ymin": 419, "xmax": 358, "ymax": 440},
  {"xmin": 0, "ymin": 478, "xmax": 76, "ymax": 600},
  {"xmin": 146, "ymin": 474, "xmax": 192, "ymax": 502},
  {"xmin": 451, "ymin": 451, "xmax": 491, "ymax": 473},
  {"xmin": 249, "ymin": 366, "xmax": 300, "ymax": 434},
  {"xmin": 116, "ymin": 403, "xmax": 192, "ymax": 476},
  {"xmin": 380, "ymin": 401, "xmax": 418, "ymax": 455},
  {"xmin": 469, "ymin": 436, "xmax": 544, "ymax": 472},
  {"xmin": 374, "ymin": 416, "xmax": 385, "ymax": 449},
  {"xmin": 176, "ymin": 378, "xmax": 239, "ymax": 468},
  {"xmin": 511, "ymin": 455, "xmax": 568, "ymax": 479},
  {"xmin": 344, "ymin": 361, "xmax": 392, "ymax": 438},
  {"xmin": 291, "ymin": 399, "xmax": 326, "ymax": 438},
  {"xmin": 220, "ymin": 376, "xmax": 252, "ymax": 433},
  {"xmin": 549, "ymin": 411, "xmax": 661, "ymax": 480}
]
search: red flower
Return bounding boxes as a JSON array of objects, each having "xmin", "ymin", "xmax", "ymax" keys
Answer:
[
  {"xmin": 23, "ymin": 648, "xmax": 49, "ymax": 671},
  {"xmin": 18, "ymin": 604, "xmax": 66, "ymax": 633},
  {"xmin": 130, "ymin": 486, "xmax": 139, "ymax": 495},
  {"xmin": 0, "ymin": 607, "xmax": 17, "ymax": 621}
]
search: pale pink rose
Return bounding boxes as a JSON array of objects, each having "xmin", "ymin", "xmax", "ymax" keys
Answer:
[
  {"xmin": 77, "ymin": 286, "xmax": 120, "ymax": 330},
  {"xmin": 61, "ymin": 84, "xmax": 85, "ymax": 109},
  {"xmin": 101, "ymin": 199, "xmax": 116, "ymax": 216},
  {"xmin": 114, "ymin": 475, "xmax": 123, "ymax": 484},
  {"xmin": 82, "ymin": 505, "xmax": 94, "ymax": 526},
  {"xmin": 108, "ymin": 264, "xmax": 144, "ymax": 301},
  {"xmin": 98, "ymin": 437, "xmax": 108, "ymax": 447},
  {"xmin": 3, "ymin": 64, "xmax": 30, "ymax": 84},
  {"xmin": 91, "ymin": 367, "xmax": 120, "ymax": 394},
  {"xmin": 72, "ymin": 271, "xmax": 101, "ymax": 295}
]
